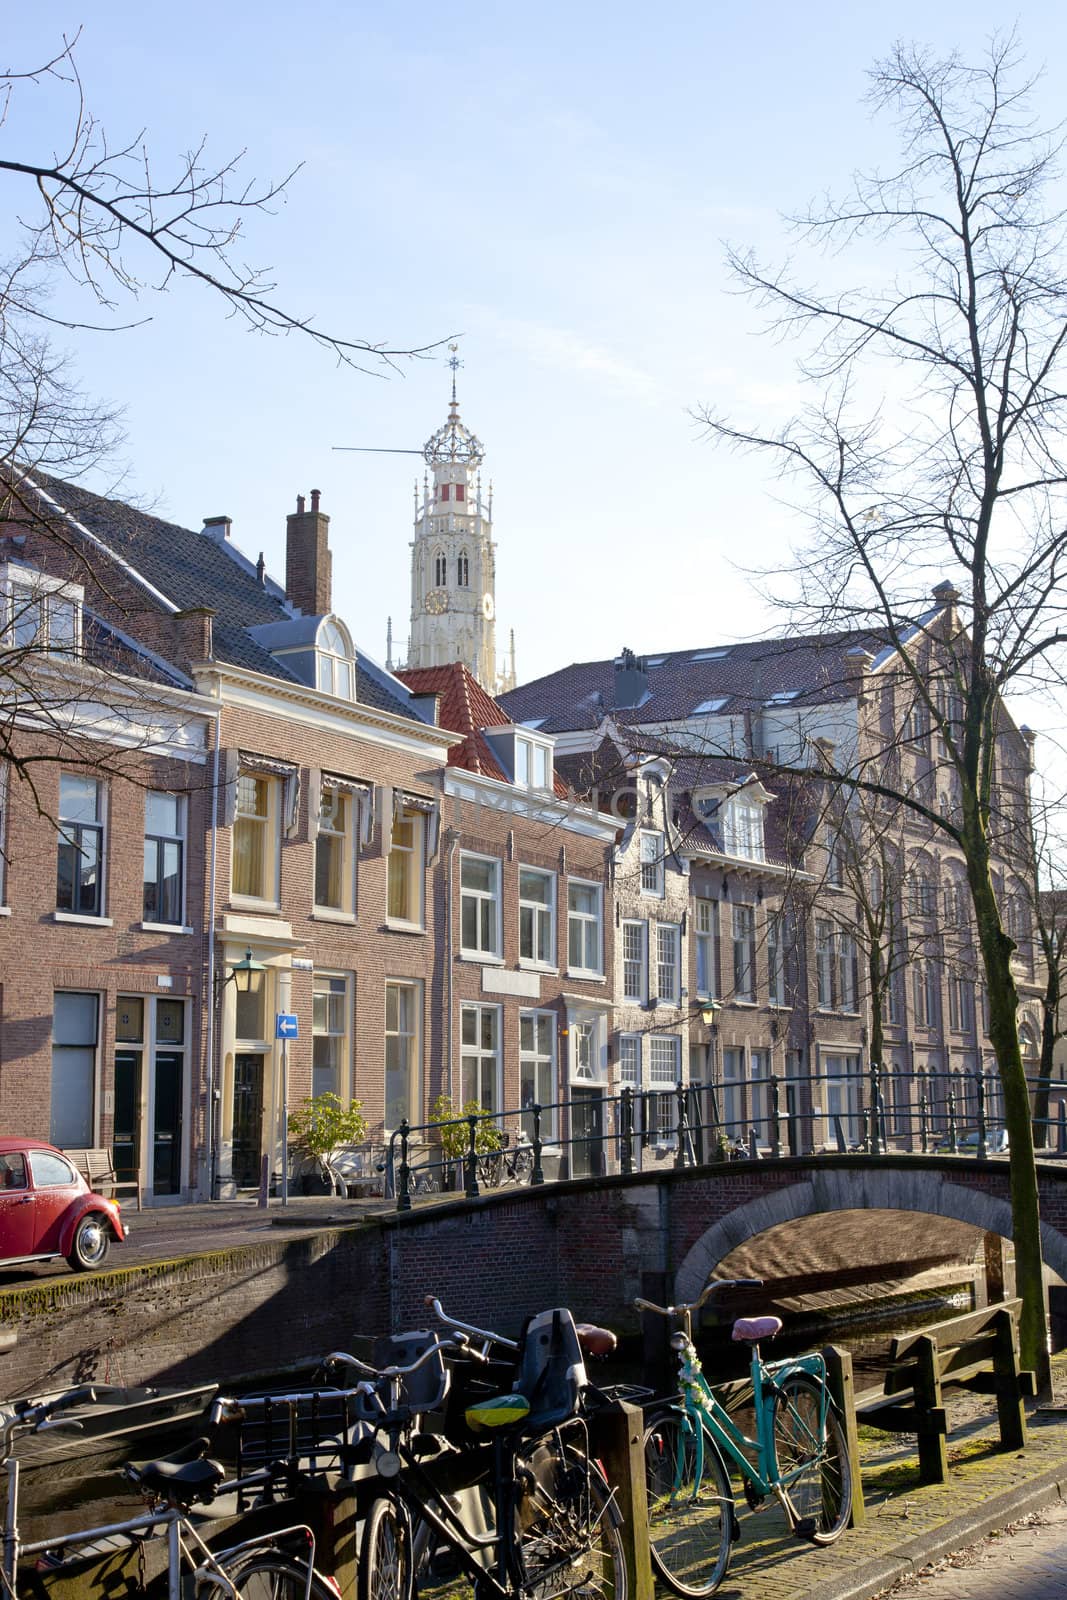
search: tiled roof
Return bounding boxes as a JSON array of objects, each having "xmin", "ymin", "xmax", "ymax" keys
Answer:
[
  {"xmin": 398, "ymin": 663, "xmax": 569, "ymax": 795},
  {"xmin": 19, "ymin": 473, "xmax": 422, "ymax": 722},
  {"xmin": 499, "ymin": 631, "xmax": 887, "ymax": 735}
]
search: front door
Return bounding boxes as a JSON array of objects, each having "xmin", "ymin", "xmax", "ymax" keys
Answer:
[
  {"xmin": 233, "ymin": 1053, "xmax": 264, "ymax": 1188},
  {"xmin": 113, "ymin": 1049, "xmax": 141, "ymax": 1187},
  {"xmin": 571, "ymin": 1089, "xmax": 604, "ymax": 1179},
  {"xmin": 153, "ymin": 1051, "xmax": 183, "ymax": 1196}
]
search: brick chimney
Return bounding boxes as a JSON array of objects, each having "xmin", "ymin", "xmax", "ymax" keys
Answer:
[{"xmin": 285, "ymin": 489, "xmax": 332, "ymax": 615}]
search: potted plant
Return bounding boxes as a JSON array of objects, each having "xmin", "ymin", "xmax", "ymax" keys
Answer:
[
  {"xmin": 432, "ymin": 1094, "xmax": 502, "ymax": 1189},
  {"xmin": 288, "ymin": 1092, "xmax": 367, "ymax": 1195}
]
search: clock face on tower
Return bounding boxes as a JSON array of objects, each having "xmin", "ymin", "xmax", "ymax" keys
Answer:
[
  {"xmin": 425, "ymin": 590, "xmax": 450, "ymax": 615},
  {"xmin": 481, "ymin": 593, "xmax": 495, "ymax": 621}
]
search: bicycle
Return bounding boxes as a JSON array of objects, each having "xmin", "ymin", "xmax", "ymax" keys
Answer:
[
  {"xmin": 331, "ymin": 1296, "xmax": 626, "ymax": 1600},
  {"xmin": 636, "ymin": 1276, "xmax": 853, "ymax": 1597},
  {"xmin": 475, "ymin": 1133, "xmax": 534, "ymax": 1191},
  {"xmin": 0, "ymin": 1384, "xmax": 338, "ymax": 1600}
]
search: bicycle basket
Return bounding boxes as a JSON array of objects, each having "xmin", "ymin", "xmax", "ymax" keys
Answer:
[
  {"xmin": 233, "ymin": 1388, "xmax": 362, "ymax": 1475},
  {"xmin": 372, "ymin": 1331, "xmax": 450, "ymax": 1415}
]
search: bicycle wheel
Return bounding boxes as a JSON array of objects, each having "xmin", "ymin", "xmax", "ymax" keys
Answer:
[
  {"xmin": 520, "ymin": 1442, "xmax": 626, "ymax": 1600},
  {"xmin": 475, "ymin": 1151, "xmax": 502, "ymax": 1189},
  {"xmin": 771, "ymin": 1377, "xmax": 852, "ymax": 1544},
  {"xmin": 512, "ymin": 1147, "xmax": 534, "ymax": 1186},
  {"xmin": 643, "ymin": 1412, "xmax": 732, "ymax": 1598},
  {"xmin": 218, "ymin": 1553, "xmax": 338, "ymax": 1600},
  {"xmin": 360, "ymin": 1495, "xmax": 414, "ymax": 1600}
]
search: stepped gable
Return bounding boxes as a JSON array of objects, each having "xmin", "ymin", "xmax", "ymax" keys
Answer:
[{"xmin": 21, "ymin": 473, "xmax": 420, "ymax": 721}]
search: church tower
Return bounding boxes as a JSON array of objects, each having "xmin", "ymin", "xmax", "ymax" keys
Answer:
[{"xmin": 404, "ymin": 356, "xmax": 515, "ymax": 691}]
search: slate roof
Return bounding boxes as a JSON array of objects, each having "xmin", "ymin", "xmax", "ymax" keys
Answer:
[
  {"xmin": 398, "ymin": 663, "xmax": 568, "ymax": 795},
  {"xmin": 21, "ymin": 473, "xmax": 423, "ymax": 722},
  {"xmin": 499, "ymin": 631, "xmax": 887, "ymax": 735}
]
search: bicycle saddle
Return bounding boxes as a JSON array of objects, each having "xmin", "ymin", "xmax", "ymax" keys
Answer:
[
  {"xmin": 731, "ymin": 1316, "xmax": 783, "ymax": 1343},
  {"xmin": 576, "ymin": 1324, "xmax": 616, "ymax": 1358},
  {"xmin": 129, "ymin": 1439, "xmax": 226, "ymax": 1504}
]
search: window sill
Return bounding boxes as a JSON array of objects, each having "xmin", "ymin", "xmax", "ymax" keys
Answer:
[
  {"xmin": 518, "ymin": 961, "xmax": 559, "ymax": 976},
  {"xmin": 312, "ymin": 909, "xmax": 358, "ymax": 926},
  {"xmin": 0, "ymin": 906, "xmax": 10, "ymax": 918},
  {"xmin": 140, "ymin": 921, "xmax": 195, "ymax": 935},
  {"xmin": 229, "ymin": 896, "xmax": 282, "ymax": 915},
  {"xmin": 459, "ymin": 951, "xmax": 505, "ymax": 966},
  {"xmin": 384, "ymin": 919, "xmax": 426, "ymax": 936},
  {"xmin": 565, "ymin": 970, "xmax": 606, "ymax": 984},
  {"xmin": 730, "ymin": 998, "xmax": 758, "ymax": 1008},
  {"xmin": 54, "ymin": 911, "xmax": 114, "ymax": 927}
]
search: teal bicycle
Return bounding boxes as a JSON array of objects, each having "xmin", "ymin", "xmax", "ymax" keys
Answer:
[{"xmin": 636, "ymin": 1276, "xmax": 853, "ymax": 1597}]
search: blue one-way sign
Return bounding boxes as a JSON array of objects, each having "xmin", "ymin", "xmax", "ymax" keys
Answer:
[{"xmin": 275, "ymin": 1013, "xmax": 299, "ymax": 1040}]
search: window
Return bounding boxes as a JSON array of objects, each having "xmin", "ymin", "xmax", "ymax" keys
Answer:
[
  {"xmin": 722, "ymin": 1047, "xmax": 744, "ymax": 1136},
  {"xmin": 767, "ymin": 915, "xmax": 785, "ymax": 1005},
  {"xmin": 750, "ymin": 1049, "xmax": 771, "ymax": 1142},
  {"xmin": 835, "ymin": 932, "xmax": 857, "ymax": 1012},
  {"xmin": 948, "ymin": 971, "xmax": 974, "ymax": 1033},
  {"xmin": 650, "ymin": 1035, "xmax": 680, "ymax": 1085},
  {"xmin": 519, "ymin": 868, "xmax": 556, "ymax": 966},
  {"xmin": 57, "ymin": 774, "xmax": 104, "ymax": 916},
  {"xmin": 910, "ymin": 867, "xmax": 937, "ymax": 918},
  {"xmin": 387, "ymin": 808, "xmax": 425, "ymax": 927},
  {"xmin": 816, "ymin": 920, "xmax": 857, "ymax": 1010},
  {"xmin": 440, "ymin": 484, "xmax": 451, "ymax": 502},
  {"xmin": 567, "ymin": 880, "xmax": 602, "ymax": 974},
  {"xmin": 455, "ymin": 483, "xmax": 465, "ymax": 502},
  {"xmin": 619, "ymin": 1035, "xmax": 641, "ymax": 1085},
  {"xmin": 723, "ymin": 798, "xmax": 764, "ymax": 860},
  {"xmin": 515, "ymin": 737, "xmax": 552, "ymax": 792},
  {"xmin": 434, "ymin": 550, "xmax": 447, "ymax": 587},
  {"xmin": 457, "ymin": 551, "xmax": 470, "ymax": 587},
  {"xmin": 825, "ymin": 825, "xmax": 846, "ymax": 888},
  {"xmin": 461, "ymin": 853, "xmax": 501, "ymax": 957},
  {"xmin": 316, "ymin": 620, "xmax": 354, "ymax": 699},
  {"xmin": 313, "ymin": 974, "xmax": 350, "ymax": 1099},
  {"xmin": 520, "ymin": 1010, "xmax": 556, "ymax": 1138},
  {"xmin": 913, "ymin": 959, "xmax": 940, "ymax": 1028},
  {"xmin": 732, "ymin": 904, "xmax": 756, "ymax": 1002},
  {"xmin": 904, "ymin": 702, "xmax": 929, "ymax": 743},
  {"xmin": 622, "ymin": 920, "xmax": 647, "ymax": 1002},
  {"xmin": 656, "ymin": 923, "xmax": 680, "ymax": 1005},
  {"xmin": 3, "ymin": 564, "xmax": 82, "ymax": 656},
  {"xmin": 461, "ymin": 1003, "xmax": 500, "ymax": 1111},
  {"xmin": 694, "ymin": 899, "xmax": 717, "ymax": 999},
  {"xmin": 316, "ymin": 786, "xmax": 355, "ymax": 914},
  {"xmin": 143, "ymin": 792, "xmax": 185, "ymax": 926},
  {"xmin": 384, "ymin": 981, "xmax": 420, "ymax": 1128},
  {"xmin": 640, "ymin": 832, "xmax": 665, "ymax": 897},
  {"xmin": 232, "ymin": 772, "xmax": 278, "ymax": 902},
  {"xmin": 51, "ymin": 991, "xmax": 99, "ymax": 1147}
]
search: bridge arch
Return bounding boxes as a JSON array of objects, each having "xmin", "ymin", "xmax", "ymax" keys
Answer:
[{"xmin": 673, "ymin": 1166, "xmax": 1067, "ymax": 1302}]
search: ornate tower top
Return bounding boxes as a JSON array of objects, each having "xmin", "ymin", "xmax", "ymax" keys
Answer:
[{"xmin": 422, "ymin": 346, "xmax": 485, "ymax": 467}]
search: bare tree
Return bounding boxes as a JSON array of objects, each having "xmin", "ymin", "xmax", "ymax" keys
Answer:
[{"xmin": 702, "ymin": 37, "xmax": 1066, "ymax": 1380}]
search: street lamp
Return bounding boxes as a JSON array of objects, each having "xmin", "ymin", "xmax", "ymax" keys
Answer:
[
  {"xmin": 699, "ymin": 1000, "xmax": 721, "ymax": 1028},
  {"xmin": 229, "ymin": 948, "xmax": 267, "ymax": 992}
]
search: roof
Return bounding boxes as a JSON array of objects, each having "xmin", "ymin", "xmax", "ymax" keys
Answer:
[
  {"xmin": 499, "ymin": 631, "xmax": 888, "ymax": 735},
  {"xmin": 18, "ymin": 474, "xmax": 423, "ymax": 723},
  {"xmin": 398, "ymin": 663, "xmax": 568, "ymax": 795}
]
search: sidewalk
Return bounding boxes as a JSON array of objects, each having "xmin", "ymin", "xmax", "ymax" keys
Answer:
[{"xmin": 719, "ymin": 1360, "xmax": 1067, "ymax": 1600}]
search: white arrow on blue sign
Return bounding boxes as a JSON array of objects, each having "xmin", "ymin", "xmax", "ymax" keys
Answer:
[{"xmin": 275, "ymin": 1013, "xmax": 299, "ymax": 1040}]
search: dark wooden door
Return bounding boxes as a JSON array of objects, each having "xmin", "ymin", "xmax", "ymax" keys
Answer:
[{"xmin": 233, "ymin": 1053, "xmax": 264, "ymax": 1188}]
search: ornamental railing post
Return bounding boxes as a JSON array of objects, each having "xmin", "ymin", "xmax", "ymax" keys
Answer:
[
  {"xmin": 465, "ymin": 1114, "xmax": 480, "ymax": 1199},
  {"xmin": 770, "ymin": 1073, "xmax": 782, "ymax": 1159},
  {"xmin": 975, "ymin": 1069, "xmax": 988, "ymax": 1160},
  {"xmin": 919, "ymin": 1077, "xmax": 930, "ymax": 1154},
  {"xmin": 530, "ymin": 1103, "xmax": 545, "ymax": 1186},
  {"xmin": 869, "ymin": 1064, "xmax": 882, "ymax": 1157},
  {"xmin": 396, "ymin": 1120, "xmax": 411, "ymax": 1214},
  {"xmin": 946, "ymin": 1081, "xmax": 959, "ymax": 1152},
  {"xmin": 620, "ymin": 1087, "xmax": 634, "ymax": 1177},
  {"xmin": 674, "ymin": 1082, "xmax": 689, "ymax": 1170}
]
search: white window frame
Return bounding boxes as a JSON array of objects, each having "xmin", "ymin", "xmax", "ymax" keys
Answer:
[
  {"xmin": 621, "ymin": 919, "xmax": 648, "ymax": 1003},
  {"xmin": 316, "ymin": 620, "xmax": 355, "ymax": 700},
  {"xmin": 722, "ymin": 1046, "xmax": 744, "ymax": 1136},
  {"xmin": 731, "ymin": 903, "xmax": 756, "ymax": 1003},
  {"xmin": 649, "ymin": 1034, "xmax": 681, "ymax": 1085},
  {"xmin": 2, "ymin": 561, "xmax": 83, "ymax": 656},
  {"xmin": 518, "ymin": 867, "xmax": 557, "ymax": 969},
  {"xmin": 384, "ymin": 979, "xmax": 421, "ymax": 1130},
  {"xmin": 231, "ymin": 770, "xmax": 281, "ymax": 908},
  {"xmin": 723, "ymin": 798, "xmax": 765, "ymax": 861},
  {"xmin": 567, "ymin": 878, "xmax": 603, "ymax": 977},
  {"xmin": 315, "ymin": 785, "xmax": 357, "ymax": 918},
  {"xmin": 640, "ymin": 831, "xmax": 665, "ymax": 897},
  {"xmin": 461, "ymin": 1002, "xmax": 502, "ymax": 1112},
  {"xmin": 519, "ymin": 1008, "xmax": 557, "ymax": 1139},
  {"xmin": 51, "ymin": 990, "xmax": 101, "ymax": 1148},
  {"xmin": 143, "ymin": 791, "xmax": 187, "ymax": 930},
  {"xmin": 460, "ymin": 851, "xmax": 502, "ymax": 960},
  {"xmin": 656, "ymin": 923, "xmax": 681, "ymax": 1006},
  {"xmin": 387, "ymin": 807, "xmax": 426, "ymax": 930},
  {"xmin": 56, "ymin": 773, "xmax": 107, "ymax": 922},
  {"xmin": 618, "ymin": 1033, "xmax": 642, "ymax": 1085},
  {"xmin": 515, "ymin": 736, "xmax": 552, "ymax": 793},
  {"xmin": 767, "ymin": 914, "xmax": 784, "ymax": 1006},
  {"xmin": 312, "ymin": 972, "xmax": 352, "ymax": 1101},
  {"xmin": 694, "ymin": 898, "xmax": 717, "ymax": 1000}
]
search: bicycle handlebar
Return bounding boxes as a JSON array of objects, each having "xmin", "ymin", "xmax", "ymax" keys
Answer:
[
  {"xmin": 634, "ymin": 1277, "xmax": 764, "ymax": 1321},
  {"xmin": 424, "ymin": 1296, "xmax": 519, "ymax": 1355}
]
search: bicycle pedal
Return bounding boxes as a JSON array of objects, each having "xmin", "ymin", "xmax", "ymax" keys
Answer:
[{"xmin": 793, "ymin": 1517, "xmax": 818, "ymax": 1541}]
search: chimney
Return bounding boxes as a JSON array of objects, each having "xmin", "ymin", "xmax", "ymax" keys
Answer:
[
  {"xmin": 172, "ymin": 606, "xmax": 215, "ymax": 664},
  {"xmin": 613, "ymin": 646, "xmax": 649, "ymax": 710},
  {"xmin": 201, "ymin": 515, "xmax": 232, "ymax": 543},
  {"xmin": 286, "ymin": 489, "xmax": 332, "ymax": 616}
]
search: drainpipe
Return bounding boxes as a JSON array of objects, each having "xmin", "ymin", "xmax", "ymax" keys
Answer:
[
  {"xmin": 444, "ymin": 827, "xmax": 461, "ymax": 1102},
  {"xmin": 204, "ymin": 701, "xmax": 222, "ymax": 1199}
]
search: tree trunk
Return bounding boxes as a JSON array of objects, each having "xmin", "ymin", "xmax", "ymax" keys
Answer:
[{"xmin": 1032, "ymin": 962, "xmax": 1059, "ymax": 1148}]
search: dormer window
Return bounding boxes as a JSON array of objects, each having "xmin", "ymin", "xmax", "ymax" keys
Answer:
[
  {"xmin": 723, "ymin": 797, "xmax": 765, "ymax": 860},
  {"xmin": 515, "ymin": 735, "xmax": 552, "ymax": 792},
  {"xmin": 316, "ymin": 618, "xmax": 354, "ymax": 699},
  {"xmin": 2, "ymin": 563, "xmax": 82, "ymax": 656}
]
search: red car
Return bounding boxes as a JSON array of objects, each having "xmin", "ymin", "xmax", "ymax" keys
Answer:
[{"xmin": 0, "ymin": 1139, "xmax": 125, "ymax": 1271}]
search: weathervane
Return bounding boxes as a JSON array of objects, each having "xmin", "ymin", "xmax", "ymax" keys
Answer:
[{"xmin": 332, "ymin": 343, "xmax": 481, "ymax": 462}]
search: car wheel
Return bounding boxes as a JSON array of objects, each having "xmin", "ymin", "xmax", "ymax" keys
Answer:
[{"xmin": 67, "ymin": 1213, "xmax": 110, "ymax": 1272}]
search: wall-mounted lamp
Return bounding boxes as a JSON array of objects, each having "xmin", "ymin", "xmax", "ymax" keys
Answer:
[{"xmin": 215, "ymin": 947, "xmax": 267, "ymax": 1006}]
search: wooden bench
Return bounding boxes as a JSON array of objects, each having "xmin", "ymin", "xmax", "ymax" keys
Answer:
[
  {"xmin": 855, "ymin": 1297, "xmax": 1036, "ymax": 1484},
  {"xmin": 64, "ymin": 1148, "xmax": 142, "ymax": 1211}
]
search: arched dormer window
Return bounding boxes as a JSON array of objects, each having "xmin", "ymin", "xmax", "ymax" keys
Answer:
[
  {"xmin": 434, "ymin": 550, "xmax": 447, "ymax": 588},
  {"xmin": 457, "ymin": 550, "xmax": 470, "ymax": 588},
  {"xmin": 317, "ymin": 617, "xmax": 355, "ymax": 699}
]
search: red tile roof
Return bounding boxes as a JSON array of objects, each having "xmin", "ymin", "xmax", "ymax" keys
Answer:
[{"xmin": 398, "ymin": 663, "xmax": 569, "ymax": 795}]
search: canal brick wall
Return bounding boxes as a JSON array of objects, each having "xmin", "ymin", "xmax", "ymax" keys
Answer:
[{"xmin": 1, "ymin": 1155, "xmax": 1065, "ymax": 1397}]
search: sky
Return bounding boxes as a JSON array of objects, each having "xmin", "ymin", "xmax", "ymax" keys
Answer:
[{"xmin": 4, "ymin": 4, "xmax": 1067, "ymax": 746}]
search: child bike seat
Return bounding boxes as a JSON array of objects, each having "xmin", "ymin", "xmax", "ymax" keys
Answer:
[{"xmin": 731, "ymin": 1316, "xmax": 783, "ymax": 1343}]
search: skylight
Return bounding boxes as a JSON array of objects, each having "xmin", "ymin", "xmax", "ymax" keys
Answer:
[
  {"xmin": 765, "ymin": 690, "xmax": 800, "ymax": 704},
  {"xmin": 692, "ymin": 697, "xmax": 729, "ymax": 714},
  {"xmin": 646, "ymin": 656, "xmax": 666, "ymax": 667},
  {"xmin": 692, "ymin": 649, "xmax": 729, "ymax": 661}
]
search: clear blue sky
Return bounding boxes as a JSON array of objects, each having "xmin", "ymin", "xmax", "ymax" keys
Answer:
[{"xmin": 5, "ymin": 4, "xmax": 1067, "ymax": 728}]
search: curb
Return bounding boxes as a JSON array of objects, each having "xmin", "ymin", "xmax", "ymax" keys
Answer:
[{"xmin": 809, "ymin": 1464, "xmax": 1067, "ymax": 1600}]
